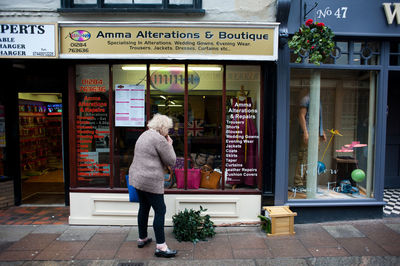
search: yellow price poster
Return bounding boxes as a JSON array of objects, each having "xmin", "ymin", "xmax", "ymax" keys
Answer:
[{"xmin": 60, "ymin": 23, "xmax": 278, "ymax": 61}]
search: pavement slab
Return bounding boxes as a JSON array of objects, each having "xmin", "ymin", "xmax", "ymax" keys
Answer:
[
  {"xmin": 337, "ymin": 237, "xmax": 390, "ymax": 256},
  {"xmin": 0, "ymin": 225, "xmax": 37, "ymax": 242},
  {"xmin": 307, "ymin": 246, "xmax": 350, "ymax": 257},
  {"xmin": 33, "ymin": 240, "xmax": 86, "ymax": 261},
  {"xmin": 265, "ymin": 238, "xmax": 311, "ymax": 258},
  {"xmin": 385, "ymin": 223, "xmax": 400, "ymax": 234},
  {"xmin": 295, "ymin": 224, "xmax": 339, "ymax": 248},
  {"xmin": 6, "ymin": 233, "xmax": 59, "ymax": 251},
  {"xmin": 322, "ymin": 224, "xmax": 365, "ymax": 238},
  {"xmin": 57, "ymin": 226, "xmax": 99, "ymax": 241}
]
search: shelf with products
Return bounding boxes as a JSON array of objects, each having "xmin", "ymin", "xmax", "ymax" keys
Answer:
[{"xmin": 18, "ymin": 103, "xmax": 58, "ymax": 174}]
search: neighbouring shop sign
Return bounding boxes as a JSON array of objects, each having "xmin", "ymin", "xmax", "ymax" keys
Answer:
[
  {"xmin": 0, "ymin": 22, "xmax": 57, "ymax": 58},
  {"xmin": 59, "ymin": 23, "xmax": 279, "ymax": 61},
  {"xmin": 289, "ymin": 1, "xmax": 400, "ymax": 37}
]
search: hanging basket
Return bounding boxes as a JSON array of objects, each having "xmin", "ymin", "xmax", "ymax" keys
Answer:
[{"xmin": 288, "ymin": 19, "xmax": 335, "ymax": 65}]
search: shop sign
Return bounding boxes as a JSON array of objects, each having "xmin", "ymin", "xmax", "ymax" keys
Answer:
[
  {"xmin": 290, "ymin": 1, "xmax": 400, "ymax": 37},
  {"xmin": 0, "ymin": 22, "xmax": 57, "ymax": 58},
  {"xmin": 59, "ymin": 22, "xmax": 278, "ymax": 61}
]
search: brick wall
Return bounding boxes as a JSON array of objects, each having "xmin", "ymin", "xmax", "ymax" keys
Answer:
[{"xmin": 0, "ymin": 180, "xmax": 14, "ymax": 208}]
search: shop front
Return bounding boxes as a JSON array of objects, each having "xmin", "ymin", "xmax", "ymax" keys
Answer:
[
  {"xmin": 276, "ymin": 0, "xmax": 399, "ymax": 222},
  {"xmin": 0, "ymin": 22, "xmax": 70, "ymax": 206},
  {"xmin": 60, "ymin": 22, "xmax": 279, "ymax": 225}
]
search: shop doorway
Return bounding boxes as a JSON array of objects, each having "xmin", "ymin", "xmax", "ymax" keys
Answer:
[
  {"xmin": 18, "ymin": 93, "xmax": 65, "ymax": 205},
  {"xmin": 385, "ymin": 71, "xmax": 400, "ymax": 189}
]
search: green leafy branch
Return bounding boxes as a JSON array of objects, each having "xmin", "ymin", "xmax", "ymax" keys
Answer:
[{"xmin": 288, "ymin": 19, "xmax": 335, "ymax": 65}]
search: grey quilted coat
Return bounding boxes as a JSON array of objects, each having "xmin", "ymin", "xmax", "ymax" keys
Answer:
[{"xmin": 129, "ymin": 129, "xmax": 176, "ymax": 194}]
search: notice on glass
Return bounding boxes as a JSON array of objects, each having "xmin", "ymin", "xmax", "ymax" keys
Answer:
[{"xmin": 115, "ymin": 84, "xmax": 145, "ymax": 127}]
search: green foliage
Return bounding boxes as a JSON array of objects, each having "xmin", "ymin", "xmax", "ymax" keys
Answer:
[
  {"xmin": 258, "ymin": 215, "xmax": 271, "ymax": 234},
  {"xmin": 172, "ymin": 206, "xmax": 216, "ymax": 243},
  {"xmin": 288, "ymin": 19, "xmax": 335, "ymax": 65}
]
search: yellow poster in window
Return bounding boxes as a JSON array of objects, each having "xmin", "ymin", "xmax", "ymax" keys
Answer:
[{"xmin": 59, "ymin": 23, "xmax": 278, "ymax": 61}]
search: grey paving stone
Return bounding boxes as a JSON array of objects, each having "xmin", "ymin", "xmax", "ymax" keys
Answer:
[
  {"xmin": 147, "ymin": 259, "xmax": 256, "ymax": 266},
  {"xmin": 32, "ymin": 224, "xmax": 68, "ymax": 234},
  {"xmin": 255, "ymin": 258, "xmax": 309, "ymax": 266},
  {"xmin": 126, "ymin": 227, "xmax": 139, "ymax": 241},
  {"xmin": 0, "ymin": 261, "xmax": 24, "ymax": 266},
  {"xmin": 97, "ymin": 226, "xmax": 132, "ymax": 234},
  {"xmin": 308, "ymin": 256, "xmax": 400, "ymax": 266},
  {"xmin": 322, "ymin": 225, "xmax": 365, "ymax": 238},
  {"xmin": 385, "ymin": 223, "xmax": 400, "ymax": 234},
  {"xmin": 57, "ymin": 226, "xmax": 99, "ymax": 241},
  {"xmin": 0, "ymin": 225, "xmax": 37, "ymax": 242}
]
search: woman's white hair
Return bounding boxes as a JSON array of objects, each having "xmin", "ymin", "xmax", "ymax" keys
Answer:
[{"xmin": 147, "ymin": 113, "xmax": 173, "ymax": 135}]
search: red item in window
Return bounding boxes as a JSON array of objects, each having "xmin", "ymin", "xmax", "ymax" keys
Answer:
[{"xmin": 175, "ymin": 168, "xmax": 201, "ymax": 189}]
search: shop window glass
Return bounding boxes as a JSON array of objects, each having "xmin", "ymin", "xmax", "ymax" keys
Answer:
[
  {"xmin": 389, "ymin": 42, "xmax": 400, "ymax": 66},
  {"xmin": 288, "ymin": 69, "xmax": 376, "ymax": 200},
  {"xmin": 187, "ymin": 64, "xmax": 223, "ymax": 189},
  {"xmin": 112, "ymin": 64, "xmax": 147, "ymax": 188},
  {"xmin": 225, "ymin": 65, "xmax": 261, "ymax": 189},
  {"xmin": 290, "ymin": 40, "xmax": 380, "ymax": 66},
  {"xmin": 75, "ymin": 65, "xmax": 111, "ymax": 187},
  {"xmin": 149, "ymin": 64, "xmax": 185, "ymax": 188},
  {"xmin": 73, "ymin": 63, "xmax": 262, "ymax": 191}
]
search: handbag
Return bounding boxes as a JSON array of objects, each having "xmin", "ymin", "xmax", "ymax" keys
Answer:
[
  {"xmin": 164, "ymin": 166, "xmax": 175, "ymax": 189},
  {"xmin": 125, "ymin": 175, "xmax": 139, "ymax": 202},
  {"xmin": 175, "ymin": 168, "xmax": 201, "ymax": 189},
  {"xmin": 200, "ymin": 165, "xmax": 221, "ymax": 189}
]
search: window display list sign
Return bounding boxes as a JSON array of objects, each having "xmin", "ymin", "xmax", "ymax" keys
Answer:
[
  {"xmin": 76, "ymin": 83, "xmax": 110, "ymax": 179},
  {"xmin": 225, "ymin": 97, "xmax": 259, "ymax": 185},
  {"xmin": 115, "ymin": 84, "xmax": 145, "ymax": 127}
]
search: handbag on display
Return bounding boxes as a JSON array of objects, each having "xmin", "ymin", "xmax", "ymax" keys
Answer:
[
  {"xmin": 200, "ymin": 165, "xmax": 221, "ymax": 189},
  {"xmin": 175, "ymin": 168, "xmax": 201, "ymax": 189},
  {"xmin": 164, "ymin": 166, "xmax": 175, "ymax": 189},
  {"xmin": 125, "ymin": 175, "xmax": 139, "ymax": 202}
]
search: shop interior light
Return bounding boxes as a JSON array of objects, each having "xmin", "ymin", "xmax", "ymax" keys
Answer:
[
  {"xmin": 189, "ymin": 66, "xmax": 222, "ymax": 71},
  {"xmin": 122, "ymin": 66, "xmax": 222, "ymax": 71},
  {"xmin": 159, "ymin": 95, "xmax": 166, "ymax": 100},
  {"xmin": 121, "ymin": 66, "xmax": 146, "ymax": 71},
  {"xmin": 157, "ymin": 104, "xmax": 183, "ymax": 107}
]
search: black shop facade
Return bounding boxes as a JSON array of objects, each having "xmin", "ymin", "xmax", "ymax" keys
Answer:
[{"xmin": 275, "ymin": 0, "xmax": 400, "ymax": 222}]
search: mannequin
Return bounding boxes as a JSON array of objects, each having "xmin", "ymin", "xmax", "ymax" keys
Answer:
[{"xmin": 293, "ymin": 92, "xmax": 326, "ymax": 190}]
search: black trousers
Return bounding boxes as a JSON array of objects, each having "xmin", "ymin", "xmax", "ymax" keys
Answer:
[{"xmin": 136, "ymin": 189, "xmax": 166, "ymax": 244}]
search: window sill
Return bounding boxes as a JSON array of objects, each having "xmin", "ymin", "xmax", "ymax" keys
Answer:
[
  {"xmin": 286, "ymin": 199, "xmax": 386, "ymax": 207},
  {"xmin": 70, "ymin": 187, "xmax": 261, "ymax": 195},
  {"xmin": 57, "ymin": 8, "xmax": 205, "ymax": 14}
]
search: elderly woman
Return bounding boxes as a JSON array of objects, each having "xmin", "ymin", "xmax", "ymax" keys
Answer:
[{"xmin": 129, "ymin": 113, "xmax": 177, "ymax": 258}]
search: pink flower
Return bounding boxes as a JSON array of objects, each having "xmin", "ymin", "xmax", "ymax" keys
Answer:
[
  {"xmin": 305, "ymin": 19, "xmax": 313, "ymax": 26},
  {"xmin": 311, "ymin": 46, "xmax": 315, "ymax": 49},
  {"xmin": 317, "ymin": 22, "xmax": 325, "ymax": 27}
]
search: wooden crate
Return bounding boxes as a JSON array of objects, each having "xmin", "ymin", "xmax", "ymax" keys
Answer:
[{"xmin": 263, "ymin": 206, "xmax": 297, "ymax": 236}]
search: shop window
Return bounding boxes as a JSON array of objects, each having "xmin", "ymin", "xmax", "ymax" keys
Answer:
[
  {"xmin": 389, "ymin": 42, "xmax": 400, "ymax": 66},
  {"xmin": 290, "ymin": 40, "xmax": 381, "ymax": 66},
  {"xmin": 288, "ymin": 69, "xmax": 377, "ymax": 200},
  {"xmin": 59, "ymin": 0, "xmax": 204, "ymax": 13},
  {"xmin": 75, "ymin": 65, "xmax": 111, "ymax": 187},
  {"xmin": 112, "ymin": 64, "xmax": 147, "ymax": 188},
  {"xmin": 72, "ymin": 63, "xmax": 261, "ymax": 191},
  {"xmin": 225, "ymin": 65, "xmax": 261, "ymax": 190}
]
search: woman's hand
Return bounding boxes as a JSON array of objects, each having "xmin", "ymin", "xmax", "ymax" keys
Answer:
[{"xmin": 166, "ymin": 135, "xmax": 173, "ymax": 145}]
